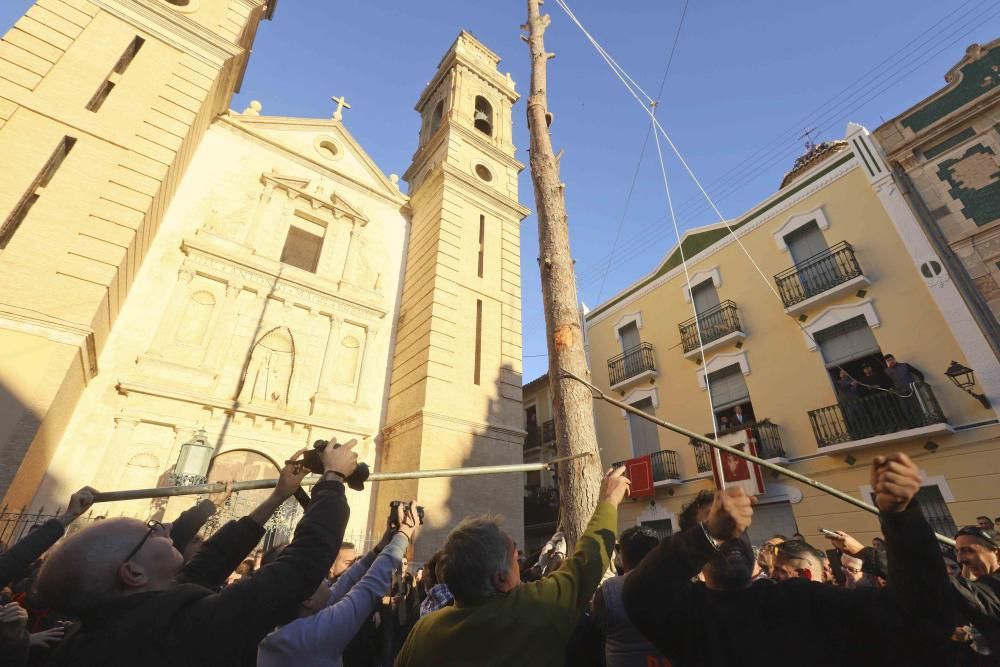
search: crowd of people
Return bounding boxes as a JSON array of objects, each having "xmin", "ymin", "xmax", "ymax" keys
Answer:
[{"xmin": 0, "ymin": 443, "xmax": 998, "ymax": 666}]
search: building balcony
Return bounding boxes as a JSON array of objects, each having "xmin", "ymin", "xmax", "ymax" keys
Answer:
[
  {"xmin": 691, "ymin": 420, "xmax": 786, "ymax": 474},
  {"xmin": 613, "ymin": 449, "xmax": 681, "ymax": 486},
  {"xmin": 679, "ymin": 300, "xmax": 746, "ymax": 359},
  {"xmin": 524, "ymin": 487, "xmax": 559, "ymax": 527},
  {"xmin": 774, "ymin": 241, "xmax": 870, "ymax": 314},
  {"xmin": 608, "ymin": 342, "xmax": 657, "ymax": 390},
  {"xmin": 541, "ymin": 419, "xmax": 555, "ymax": 445},
  {"xmin": 808, "ymin": 382, "xmax": 948, "ymax": 452}
]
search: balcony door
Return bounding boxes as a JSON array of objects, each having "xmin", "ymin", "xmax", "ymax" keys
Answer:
[
  {"xmin": 619, "ymin": 321, "xmax": 641, "ymax": 352},
  {"xmin": 815, "ymin": 315, "xmax": 885, "ymax": 383},
  {"xmin": 627, "ymin": 397, "xmax": 660, "ymax": 457},
  {"xmin": 708, "ymin": 364, "xmax": 754, "ymax": 428},
  {"xmin": 691, "ymin": 280, "xmax": 721, "ymax": 341},
  {"xmin": 785, "ymin": 221, "xmax": 829, "ymax": 296}
]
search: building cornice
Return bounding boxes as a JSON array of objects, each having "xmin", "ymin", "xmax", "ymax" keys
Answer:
[{"xmin": 586, "ymin": 153, "xmax": 858, "ymax": 324}]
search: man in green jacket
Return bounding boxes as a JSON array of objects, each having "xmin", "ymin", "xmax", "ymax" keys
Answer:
[{"xmin": 395, "ymin": 466, "xmax": 630, "ymax": 667}]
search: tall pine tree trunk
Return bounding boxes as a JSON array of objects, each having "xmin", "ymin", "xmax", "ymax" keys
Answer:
[{"xmin": 524, "ymin": 0, "xmax": 604, "ymax": 549}]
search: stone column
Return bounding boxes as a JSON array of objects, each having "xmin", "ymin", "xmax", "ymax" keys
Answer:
[
  {"xmin": 315, "ymin": 314, "xmax": 344, "ymax": 396},
  {"xmin": 146, "ymin": 268, "xmax": 195, "ymax": 356},
  {"xmin": 354, "ymin": 326, "xmax": 379, "ymax": 406},
  {"xmin": 96, "ymin": 416, "xmax": 139, "ymax": 490},
  {"xmin": 338, "ymin": 220, "xmax": 361, "ymax": 288},
  {"xmin": 201, "ymin": 282, "xmax": 242, "ymax": 371}
]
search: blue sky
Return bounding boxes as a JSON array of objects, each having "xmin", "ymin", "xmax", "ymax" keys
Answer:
[{"xmin": 3, "ymin": 1, "xmax": 998, "ymax": 382}]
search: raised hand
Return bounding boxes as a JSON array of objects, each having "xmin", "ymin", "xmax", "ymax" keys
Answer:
[
  {"xmin": 0, "ymin": 602, "xmax": 28, "ymax": 642},
  {"xmin": 29, "ymin": 625, "xmax": 65, "ymax": 648},
  {"xmin": 397, "ymin": 499, "xmax": 420, "ymax": 542},
  {"xmin": 208, "ymin": 480, "xmax": 234, "ymax": 507},
  {"xmin": 321, "ymin": 438, "xmax": 359, "ymax": 479},
  {"xmin": 825, "ymin": 530, "xmax": 864, "ymax": 556},
  {"xmin": 871, "ymin": 452, "xmax": 921, "ymax": 513},
  {"xmin": 274, "ymin": 450, "xmax": 309, "ymax": 500},
  {"xmin": 599, "ymin": 466, "xmax": 631, "ymax": 506},
  {"xmin": 705, "ymin": 488, "xmax": 754, "ymax": 541},
  {"xmin": 59, "ymin": 486, "xmax": 98, "ymax": 527}
]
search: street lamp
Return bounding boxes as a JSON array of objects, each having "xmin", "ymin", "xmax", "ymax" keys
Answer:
[
  {"xmin": 944, "ymin": 361, "xmax": 991, "ymax": 409},
  {"xmin": 171, "ymin": 429, "xmax": 214, "ymax": 486}
]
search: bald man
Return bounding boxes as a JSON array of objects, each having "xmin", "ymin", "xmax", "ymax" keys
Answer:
[{"xmin": 38, "ymin": 442, "xmax": 359, "ymax": 666}]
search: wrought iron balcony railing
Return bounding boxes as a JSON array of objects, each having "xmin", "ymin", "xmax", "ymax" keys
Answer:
[
  {"xmin": 541, "ymin": 419, "xmax": 555, "ymax": 444},
  {"xmin": 692, "ymin": 420, "xmax": 785, "ymax": 472},
  {"xmin": 608, "ymin": 342, "xmax": 656, "ymax": 386},
  {"xmin": 774, "ymin": 241, "xmax": 864, "ymax": 308},
  {"xmin": 524, "ymin": 426, "xmax": 541, "ymax": 450},
  {"xmin": 679, "ymin": 300, "xmax": 743, "ymax": 353},
  {"xmin": 613, "ymin": 449, "xmax": 681, "ymax": 482},
  {"xmin": 808, "ymin": 382, "xmax": 946, "ymax": 448}
]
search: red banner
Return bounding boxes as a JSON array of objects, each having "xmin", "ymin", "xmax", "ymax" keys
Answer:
[
  {"xmin": 624, "ymin": 455, "xmax": 654, "ymax": 497},
  {"xmin": 710, "ymin": 428, "xmax": 766, "ymax": 496}
]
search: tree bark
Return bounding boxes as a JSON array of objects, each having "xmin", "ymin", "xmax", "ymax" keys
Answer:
[{"xmin": 524, "ymin": 0, "xmax": 605, "ymax": 550}]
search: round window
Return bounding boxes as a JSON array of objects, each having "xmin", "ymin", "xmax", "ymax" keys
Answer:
[
  {"xmin": 317, "ymin": 140, "xmax": 340, "ymax": 160},
  {"xmin": 475, "ymin": 164, "xmax": 493, "ymax": 182}
]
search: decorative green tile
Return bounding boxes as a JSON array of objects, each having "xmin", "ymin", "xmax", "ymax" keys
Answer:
[
  {"xmin": 924, "ymin": 127, "xmax": 976, "ymax": 159},
  {"xmin": 937, "ymin": 143, "xmax": 1000, "ymax": 227},
  {"xmin": 902, "ymin": 46, "xmax": 999, "ymax": 133}
]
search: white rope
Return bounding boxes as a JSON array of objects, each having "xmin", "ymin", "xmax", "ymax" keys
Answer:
[
  {"xmin": 652, "ymin": 123, "xmax": 727, "ymax": 482},
  {"xmin": 552, "ymin": 0, "xmax": 916, "ymax": 400}
]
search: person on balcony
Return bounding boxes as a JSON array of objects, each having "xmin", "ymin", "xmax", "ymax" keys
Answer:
[
  {"xmin": 732, "ymin": 405, "xmax": 751, "ymax": 426},
  {"xmin": 884, "ymin": 354, "xmax": 927, "ymax": 426}
]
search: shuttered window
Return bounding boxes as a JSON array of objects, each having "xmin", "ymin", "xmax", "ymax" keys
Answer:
[
  {"xmin": 628, "ymin": 397, "xmax": 660, "ymax": 457},
  {"xmin": 619, "ymin": 321, "xmax": 640, "ymax": 352},
  {"xmin": 708, "ymin": 365, "xmax": 749, "ymax": 410},
  {"xmin": 814, "ymin": 316, "xmax": 881, "ymax": 367}
]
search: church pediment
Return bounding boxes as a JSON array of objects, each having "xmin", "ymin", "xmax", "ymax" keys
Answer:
[
  {"xmin": 261, "ymin": 170, "xmax": 369, "ymax": 224},
  {"xmin": 222, "ymin": 112, "xmax": 406, "ymax": 205}
]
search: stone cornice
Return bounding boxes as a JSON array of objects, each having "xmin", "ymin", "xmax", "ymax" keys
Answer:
[
  {"xmin": 180, "ymin": 237, "xmax": 389, "ymax": 321},
  {"xmin": 116, "ymin": 380, "xmax": 375, "ymax": 437},
  {"xmin": 0, "ymin": 307, "xmax": 98, "ymax": 379},
  {"xmin": 90, "ymin": 0, "xmax": 245, "ymax": 67},
  {"xmin": 880, "ymin": 93, "xmax": 1000, "ymax": 161},
  {"xmin": 261, "ymin": 172, "xmax": 369, "ymax": 224}
]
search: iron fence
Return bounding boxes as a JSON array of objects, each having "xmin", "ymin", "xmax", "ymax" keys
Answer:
[
  {"xmin": 613, "ymin": 449, "xmax": 680, "ymax": 482},
  {"xmin": 679, "ymin": 300, "xmax": 743, "ymax": 353},
  {"xmin": 608, "ymin": 342, "xmax": 656, "ymax": 386},
  {"xmin": 774, "ymin": 241, "xmax": 863, "ymax": 307},
  {"xmin": 808, "ymin": 381, "xmax": 946, "ymax": 447}
]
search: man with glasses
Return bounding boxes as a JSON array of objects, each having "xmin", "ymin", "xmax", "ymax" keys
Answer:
[{"xmin": 37, "ymin": 439, "xmax": 359, "ymax": 665}]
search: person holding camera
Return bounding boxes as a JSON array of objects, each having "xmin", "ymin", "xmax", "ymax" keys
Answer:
[
  {"xmin": 36, "ymin": 439, "xmax": 359, "ymax": 666},
  {"xmin": 395, "ymin": 466, "xmax": 630, "ymax": 667},
  {"xmin": 622, "ymin": 452, "xmax": 954, "ymax": 666},
  {"xmin": 257, "ymin": 499, "xmax": 420, "ymax": 667}
]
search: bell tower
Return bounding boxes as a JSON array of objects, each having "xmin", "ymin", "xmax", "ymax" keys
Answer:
[{"xmin": 377, "ymin": 32, "xmax": 529, "ymax": 556}]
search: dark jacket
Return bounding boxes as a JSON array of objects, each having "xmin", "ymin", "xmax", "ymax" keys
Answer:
[
  {"xmin": 48, "ymin": 480, "xmax": 349, "ymax": 667},
  {"xmin": 168, "ymin": 499, "xmax": 217, "ymax": 555},
  {"xmin": 622, "ymin": 502, "xmax": 954, "ymax": 666},
  {"xmin": 0, "ymin": 519, "xmax": 64, "ymax": 589}
]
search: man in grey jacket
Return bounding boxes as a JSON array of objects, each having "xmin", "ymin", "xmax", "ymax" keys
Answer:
[{"xmin": 257, "ymin": 500, "xmax": 419, "ymax": 667}]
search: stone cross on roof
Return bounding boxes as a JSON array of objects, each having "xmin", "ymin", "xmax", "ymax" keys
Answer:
[{"xmin": 331, "ymin": 95, "xmax": 351, "ymax": 121}]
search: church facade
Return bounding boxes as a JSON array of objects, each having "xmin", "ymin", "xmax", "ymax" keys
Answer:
[{"xmin": 0, "ymin": 0, "xmax": 526, "ymax": 548}]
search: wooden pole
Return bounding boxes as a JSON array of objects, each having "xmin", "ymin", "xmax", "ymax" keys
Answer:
[
  {"xmin": 91, "ymin": 452, "xmax": 592, "ymax": 503},
  {"xmin": 560, "ymin": 370, "xmax": 957, "ymax": 547},
  {"xmin": 525, "ymin": 0, "xmax": 605, "ymax": 549}
]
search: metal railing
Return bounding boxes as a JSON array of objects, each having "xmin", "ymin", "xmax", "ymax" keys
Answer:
[
  {"xmin": 679, "ymin": 300, "xmax": 743, "ymax": 353},
  {"xmin": 774, "ymin": 241, "xmax": 864, "ymax": 307},
  {"xmin": 693, "ymin": 442, "xmax": 713, "ymax": 473},
  {"xmin": 608, "ymin": 342, "xmax": 656, "ymax": 386},
  {"xmin": 808, "ymin": 381, "xmax": 946, "ymax": 448},
  {"xmin": 541, "ymin": 419, "xmax": 556, "ymax": 444},
  {"xmin": 691, "ymin": 420, "xmax": 785, "ymax": 472},
  {"xmin": 613, "ymin": 449, "xmax": 681, "ymax": 482}
]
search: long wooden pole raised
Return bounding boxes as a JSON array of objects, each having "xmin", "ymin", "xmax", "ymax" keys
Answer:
[
  {"xmin": 560, "ymin": 370, "xmax": 956, "ymax": 547},
  {"xmin": 91, "ymin": 452, "xmax": 592, "ymax": 503},
  {"xmin": 525, "ymin": 0, "xmax": 605, "ymax": 550}
]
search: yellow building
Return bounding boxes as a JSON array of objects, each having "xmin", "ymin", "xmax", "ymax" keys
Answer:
[
  {"xmin": 521, "ymin": 373, "xmax": 558, "ymax": 551},
  {"xmin": 584, "ymin": 123, "xmax": 1000, "ymax": 545},
  {"xmin": 0, "ymin": 0, "xmax": 527, "ymax": 550}
]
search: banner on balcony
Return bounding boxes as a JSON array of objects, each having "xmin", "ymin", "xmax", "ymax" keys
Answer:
[
  {"xmin": 623, "ymin": 455, "xmax": 655, "ymax": 498},
  {"xmin": 711, "ymin": 428, "xmax": 766, "ymax": 497}
]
